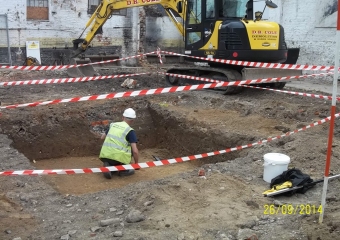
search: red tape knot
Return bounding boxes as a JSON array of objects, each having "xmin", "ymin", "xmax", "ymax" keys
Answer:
[{"xmin": 156, "ymin": 47, "xmax": 163, "ymax": 64}]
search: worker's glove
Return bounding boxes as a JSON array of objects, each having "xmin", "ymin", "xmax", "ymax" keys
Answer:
[{"xmin": 262, "ymin": 181, "xmax": 292, "ymax": 195}]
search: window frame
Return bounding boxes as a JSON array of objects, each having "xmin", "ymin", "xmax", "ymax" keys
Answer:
[
  {"xmin": 87, "ymin": 0, "xmax": 127, "ymax": 16},
  {"xmin": 27, "ymin": 0, "xmax": 49, "ymax": 21},
  {"xmin": 27, "ymin": 0, "xmax": 48, "ymax": 7}
]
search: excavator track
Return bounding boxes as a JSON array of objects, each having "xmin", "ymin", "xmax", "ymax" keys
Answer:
[{"xmin": 165, "ymin": 66, "xmax": 243, "ymax": 95}]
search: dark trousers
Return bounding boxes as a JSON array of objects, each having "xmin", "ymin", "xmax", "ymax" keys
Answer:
[
  {"xmin": 100, "ymin": 158, "xmax": 134, "ymax": 175},
  {"xmin": 100, "ymin": 158, "xmax": 123, "ymax": 167}
]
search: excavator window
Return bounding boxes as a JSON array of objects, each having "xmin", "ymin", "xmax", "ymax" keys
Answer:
[
  {"xmin": 188, "ymin": 32, "xmax": 201, "ymax": 44},
  {"xmin": 206, "ymin": 0, "xmax": 215, "ymax": 19},
  {"xmin": 187, "ymin": 0, "xmax": 202, "ymax": 44},
  {"xmin": 221, "ymin": 0, "xmax": 248, "ymax": 18},
  {"xmin": 188, "ymin": 0, "xmax": 201, "ymax": 24}
]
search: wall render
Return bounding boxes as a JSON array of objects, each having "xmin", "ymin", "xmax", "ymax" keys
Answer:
[{"xmin": 269, "ymin": 0, "xmax": 336, "ymax": 66}]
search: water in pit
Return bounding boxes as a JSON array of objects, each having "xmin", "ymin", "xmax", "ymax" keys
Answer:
[{"xmin": 34, "ymin": 148, "xmax": 201, "ymax": 195}]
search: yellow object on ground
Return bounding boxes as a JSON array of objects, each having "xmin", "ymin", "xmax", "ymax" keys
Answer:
[
  {"xmin": 262, "ymin": 181, "xmax": 293, "ymax": 195},
  {"xmin": 24, "ymin": 56, "xmax": 41, "ymax": 66}
]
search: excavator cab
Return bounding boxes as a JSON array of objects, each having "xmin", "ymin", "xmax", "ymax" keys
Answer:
[{"xmin": 184, "ymin": 0, "xmax": 289, "ymax": 64}]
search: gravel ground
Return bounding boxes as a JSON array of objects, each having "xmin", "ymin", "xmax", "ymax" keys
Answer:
[{"xmin": 0, "ymin": 67, "xmax": 340, "ymax": 240}]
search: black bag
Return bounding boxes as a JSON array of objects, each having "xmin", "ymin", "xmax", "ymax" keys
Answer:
[{"xmin": 270, "ymin": 168, "xmax": 314, "ymax": 194}]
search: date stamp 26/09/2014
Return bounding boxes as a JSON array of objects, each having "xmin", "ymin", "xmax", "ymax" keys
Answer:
[{"xmin": 263, "ymin": 204, "xmax": 323, "ymax": 215}]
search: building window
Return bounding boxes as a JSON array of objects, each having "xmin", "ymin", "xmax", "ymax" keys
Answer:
[
  {"xmin": 88, "ymin": 0, "xmax": 100, "ymax": 14},
  {"xmin": 87, "ymin": 0, "xmax": 127, "ymax": 16},
  {"xmin": 27, "ymin": 0, "xmax": 49, "ymax": 20}
]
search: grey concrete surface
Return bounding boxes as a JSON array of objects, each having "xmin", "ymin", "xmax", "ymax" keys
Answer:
[{"xmin": 285, "ymin": 75, "xmax": 340, "ymax": 96}]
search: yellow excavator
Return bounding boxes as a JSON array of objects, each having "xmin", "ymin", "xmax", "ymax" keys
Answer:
[{"xmin": 72, "ymin": 0, "xmax": 301, "ymax": 94}]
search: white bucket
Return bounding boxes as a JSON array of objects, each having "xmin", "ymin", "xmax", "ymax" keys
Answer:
[{"xmin": 263, "ymin": 153, "xmax": 290, "ymax": 183}]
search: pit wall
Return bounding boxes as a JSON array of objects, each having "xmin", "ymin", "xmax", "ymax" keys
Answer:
[
  {"xmin": 0, "ymin": 99, "xmax": 158, "ymax": 161},
  {"xmin": 148, "ymin": 104, "xmax": 250, "ymax": 164},
  {"xmin": 0, "ymin": 98, "xmax": 251, "ymax": 164}
]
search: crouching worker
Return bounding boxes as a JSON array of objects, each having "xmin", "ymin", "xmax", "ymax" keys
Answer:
[{"xmin": 99, "ymin": 108, "xmax": 139, "ymax": 179}]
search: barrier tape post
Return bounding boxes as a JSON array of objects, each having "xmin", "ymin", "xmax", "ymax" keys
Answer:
[{"xmin": 319, "ymin": 2, "xmax": 340, "ymax": 224}]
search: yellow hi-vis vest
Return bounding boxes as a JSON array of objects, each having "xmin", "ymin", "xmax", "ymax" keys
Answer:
[{"xmin": 99, "ymin": 122, "xmax": 133, "ymax": 164}]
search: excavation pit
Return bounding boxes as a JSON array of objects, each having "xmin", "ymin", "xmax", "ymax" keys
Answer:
[{"xmin": 0, "ymin": 92, "xmax": 283, "ymax": 196}]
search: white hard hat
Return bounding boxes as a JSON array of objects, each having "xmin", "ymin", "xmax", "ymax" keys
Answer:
[{"xmin": 123, "ymin": 108, "xmax": 136, "ymax": 119}]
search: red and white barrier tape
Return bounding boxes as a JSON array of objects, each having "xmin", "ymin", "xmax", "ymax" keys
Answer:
[
  {"xmin": 1, "ymin": 113, "xmax": 338, "ymax": 176},
  {"xmin": 88, "ymin": 74, "xmax": 336, "ymax": 127},
  {"xmin": 2, "ymin": 48, "xmax": 338, "ymax": 72},
  {"xmin": 0, "ymin": 51, "xmax": 157, "ymax": 71},
  {"xmin": 92, "ymin": 77, "xmax": 334, "ymax": 128},
  {"xmin": 0, "ymin": 73, "xmax": 149, "ymax": 86},
  {"xmin": 0, "ymin": 72, "xmax": 331, "ymax": 109},
  {"xmin": 161, "ymin": 71, "xmax": 332, "ymax": 84},
  {"xmin": 0, "ymin": 69, "xmax": 331, "ymax": 88},
  {"xmin": 243, "ymin": 85, "xmax": 335, "ymax": 101},
  {"xmin": 168, "ymin": 71, "xmax": 337, "ymax": 101},
  {"xmin": 161, "ymin": 51, "xmax": 337, "ymax": 71}
]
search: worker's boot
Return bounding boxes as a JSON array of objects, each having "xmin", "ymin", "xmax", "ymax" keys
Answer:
[
  {"xmin": 119, "ymin": 169, "xmax": 135, "ymax": 176},
  {"xmin": 103, "ymin": 162, "xmax": 112, "ymax": 179}
]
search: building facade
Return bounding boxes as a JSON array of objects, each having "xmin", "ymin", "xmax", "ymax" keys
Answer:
[
  {"xmin": 0, "ymin": 0, "xmax": 337, "ymax": 66},
  {"xmin": 268, "ymin": 0, "xmax": 337, "ymax": 67},
  {"xmin": 0, "ymin": 0, "xmax": 182, "ymax": 66}
]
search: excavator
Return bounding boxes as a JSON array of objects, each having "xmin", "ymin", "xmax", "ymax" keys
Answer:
[{"xmin": 72, "ymin": 0, "xmax": 301, "ymax": 94}]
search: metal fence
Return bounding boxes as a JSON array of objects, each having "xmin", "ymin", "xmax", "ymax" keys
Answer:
[{"xmin": 0, "ymin": 14, "xmax": 12, "ymax": 66}]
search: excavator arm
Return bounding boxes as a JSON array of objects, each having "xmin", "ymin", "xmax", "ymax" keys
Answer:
[{"xmin": 72, "ymin": 0, "xmax": 187, "ymax": 57}]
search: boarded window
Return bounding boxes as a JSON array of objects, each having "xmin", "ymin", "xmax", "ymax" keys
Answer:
[
  {"xmin": 88, "ymin": 0, "xmax": 127, "ymax": 16},
  {"xmin": 88, "ymin": 0, "xmax": 100, "ymax": 14},
  {"xmin": 27, "ymin": 0, "xmax": 49, "ymax": 20}
]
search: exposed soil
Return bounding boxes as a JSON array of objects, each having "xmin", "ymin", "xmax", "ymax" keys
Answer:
[
  {"xmin": 0, "ymin": 66, "xmax": 340, "ymax": 240},
  {"xmin": 34, "ymin": 148, "xmax": 200, "ymax": 196}
]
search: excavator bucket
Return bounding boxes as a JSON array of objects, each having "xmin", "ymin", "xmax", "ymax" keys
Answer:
[{"xmin": 67, "ymin": 58, "xmax": 96, "ymax": 78}]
